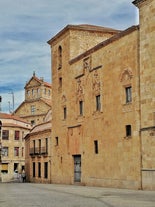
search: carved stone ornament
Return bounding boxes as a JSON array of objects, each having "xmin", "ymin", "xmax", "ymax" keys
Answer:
[
  {"xmin": 76, "ymin": 78, "xmax": 84, "ymax": 102},
  {"xmin": 92, "ymin": 70, "xmax": 101, "ymax": 93},
  {"xmin": 61, "ymin": 95, "xmax": 67, "ymax": 104},
  {"xmin": 83, "ymin": 56, "xmax": 91, "ymax": 71},
  {"xmin": 120, "ymin": 68, "xmax": 133, "ymax": 83}
]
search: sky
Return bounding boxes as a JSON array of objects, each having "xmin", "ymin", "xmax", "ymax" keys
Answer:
[{"xmin": 0, "ymin": 0, "xmax": 139, "ymax": 113}]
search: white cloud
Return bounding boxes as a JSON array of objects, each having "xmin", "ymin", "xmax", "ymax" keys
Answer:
[{"xmin": 0, "ymin": 0, "xmax": 138, "ymax": 113}]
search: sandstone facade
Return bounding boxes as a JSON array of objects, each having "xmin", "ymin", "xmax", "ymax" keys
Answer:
[
  {"xmin": 48, "ymin": 0, "xmax": 155, "ymax": 190},
  {"xmin": 0, "ymin": 113, "xmax": 31, "ymax": 182},
  {"xmin": 25, "ymin": 110, "xmax": 51, "ymax": 183}
]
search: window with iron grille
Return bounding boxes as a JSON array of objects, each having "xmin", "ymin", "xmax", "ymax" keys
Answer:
[
  {"xmin": 38, "ymin": 162, "xmax": 41, "ymax": 178},
  {"xmin": 44, "ymin": 162, "xmax": 48, "ymax": 178},
  {"xmin": 125, "ymin": 86, "xmax": 132, "ymax": 103},
  {"xmin": 14, "ymin": 147, "xmax": 19, "ymax": 156},
  {"xmin": 14, "ymin": 130, "xmax": 20, "ymax": 140},
  {"xmin": 33, "ymin": 162, "xmax": 35, "ymax": 177},
  {"xmin": 96, "ymin": 95, "xmax": 101, "ymax": 111},
  {"xmin": 2, "ymin": 130, "xmax": 9, "ymax": 140}
]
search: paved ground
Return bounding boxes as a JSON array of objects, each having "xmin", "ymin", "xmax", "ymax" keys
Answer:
[{"xmin": 0, "ymin": 183, "xmax": 155, "ymax": 207}]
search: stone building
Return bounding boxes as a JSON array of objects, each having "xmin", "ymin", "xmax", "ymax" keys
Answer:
[
  {"xmin": 24, "ymin": 110, "xmax": 51, "ymax": 183},
  {"xmin": 0, "ymin": 113, "xmax": 31, "ymax": 182},
  {"xmin": 14, "ymin": 72, "xmax": 52, "ymax": 126},
  {"xmin": 47, "ymin": 0, "xmax": 155, "ymax": 190}
]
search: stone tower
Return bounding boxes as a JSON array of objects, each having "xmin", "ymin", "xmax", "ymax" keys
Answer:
[{"xmin": 133, "ymin": 0, "xmax": 155, "ymax": 190}]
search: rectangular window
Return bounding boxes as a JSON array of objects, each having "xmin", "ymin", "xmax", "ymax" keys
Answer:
[
  {"xmin": 1, "ymin": 163, "xmax": 8, "ymax": 173},
  {"xmin": 94, "ymin": 140, "xmax": 99, "ymax": 154},
  {"xmin": 38, "ymin": 162, "xmax": 41, "ymax": 178},
  {"xmin": 14, "ymin": 147, "xmax": 19, "ymax": 156},
  {"xmin": 2, "ymin": 147, "xmax": 9, "ymax": 157},
  {"xmin": 14, "ymin": 130, "xmax": 20, "ymax": 140},
  {"xmin": 125, "ymin": 86, "xmax": 132, "ymax": 103},
  {"xmin": 46, "ymin": 138, "xmax": 48, "ymax": 154},
  {"xmin": 39, "ymin": 139, "xmax": 41, "ymax": 154},
  {"xmin": 31, "ymin": 120, "xmax": 35, "ymax": 126},
  {"xmin": 33, "ymin": 140, "xmax": 35, "ymax": 154},
  {"xmin": 55, "ymin": 137, "xmax": 59, "ymax": 146},
  {"xmin": 126, "ymin": 125, "xmax": 132, "ymax": 137},
  {"xmin": 33, "ymin": 162, "xmax": 35, "ymax": 177},
  {"xmin": 79, "ymin": 101, "xmax": 83, "ymax": 116},
  {"xmin": 63, "ymin": 107, "xmax": 67, "ymax": 119},
  {"xmin": 2, "ymin": 130, "xmax": 9, "ymax": 140},
  {"xmin": 96, "ymin": 95, "xmax": 101, "ymax": 111},
  {"xmin": 31, "ymin": 105, "xmax": 35, "ymax": 115},
  {"xmin": 59, "ymin": 77, "xmax": 62, "ymax": 88},
  {"xmin": 44, "ymin": 162, "xmax": 48, "ymax": 179}
]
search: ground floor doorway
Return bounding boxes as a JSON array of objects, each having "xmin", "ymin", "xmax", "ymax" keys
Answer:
[{"xmin": 73, "ymin": 155, "xmax": 81, "ymax": 182}]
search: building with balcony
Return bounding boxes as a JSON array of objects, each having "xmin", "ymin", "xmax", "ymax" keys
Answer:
[
  {"xmin": 25, "ymin": 110, "xmax": 51, "ymax": 183},
  {"xmin": 0, "ymin": 113, "xmax": 31, "ymax": 182}
]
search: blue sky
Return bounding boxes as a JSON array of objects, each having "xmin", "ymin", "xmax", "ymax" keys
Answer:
[{"xmin": 0, "ymin": 0, "xmax": 138, "ymax": 113}]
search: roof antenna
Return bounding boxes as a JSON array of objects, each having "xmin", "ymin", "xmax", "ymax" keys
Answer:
[{"xmin": 33, "ymin": 71, "xmax": 35, "ymax": 77}]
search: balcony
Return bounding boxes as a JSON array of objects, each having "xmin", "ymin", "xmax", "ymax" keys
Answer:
[{"xmin": 29, "ymin": 147, "xmax": 48, "ymax": 156}]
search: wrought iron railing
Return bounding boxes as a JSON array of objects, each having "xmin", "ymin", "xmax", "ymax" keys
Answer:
[{"xmin": 29, "ymin": 147, "xmax": 48, "ymax": 156}]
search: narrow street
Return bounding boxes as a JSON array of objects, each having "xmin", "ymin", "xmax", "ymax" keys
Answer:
[{"xmin": 0, "ymin": 183, "xmax": 155, "ymax": 207}]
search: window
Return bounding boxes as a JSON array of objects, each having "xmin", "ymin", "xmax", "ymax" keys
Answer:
[
  {"xmin": 14, "ymin": 130, "xmax": 20, "ymax": 140},
  {"xmin": 79, "ymin": 101, "xmax": 83, "ymax": 116},
  {"xmin": 58, "ymin": 46, "xmax": 62, "ymax": 69},
  {"xmin": 126, "ymin": 125, "xmax": 132, "ymax": 137},
  {"xmin": 96, "ymin": 95, "xmax": 101, "ymax": 111},
  {"xmin": 14, "ymin": 147, "xmax": 19, "ymax": 156},
  {"xmin": 27, "ymin": 90, "xmax": 30, "ymax": 97},
  {"xmin": 59, "ymin": 77, "xmax": 62, "ymax": 88},
  {"xmin": 125, "ymin": 86, "xmax": 132, "ymax": 103},
  {"xmin": 2, "ymin": 130, "xmax": 9, "ymax": 140},
  {"xmin": 33, "ymin": 140, "xmax": 36, "ymax": 154},
  {"xmin": 94, "ymin": 140, "xmax": 99, "ymax": 154},
  {"xmin": 1, "ymin": 163, "xmax": 8, "ymax": 173},
  {"xmin": 63, "ymin": 107, "xmax": 67, "ymax": 119},
  {"xmin": 44, "ymin": 162, "xmax": 48, "ymax": 178},
  {"xmin": 33, "ymin": 162, "xmax": 35, "ymax": 177},
  {"xmin": 55, "ymin": 137, "xmax": 59, "ymax": 146},
  {"xmin": 32, "ymin": 89, "xmax": 34, "ymax": 96},
  {"xmin": 2, "ymin": 147, "xmax": 9, "ymax": 157},
  {"xmin": 39, "ymin": 139, "xmax": 41, "ymax": 154},
  {"xmin": 31, "ymin": 105, "xmax": 35, "ymax": 115},
  {"xmin": 31, "ymin": 120, "xmax": 35, "ymax": 126},
  {"xmin": 37, "ymin": 89, "xmax": 40, "ymax": 98},
  {"xmin": 38, "ymin": 162, "xmax": 41, "ymax": 178},
  {"xmin": 46, "ymin": 138, "xmax": 48, "ymax": 154}
]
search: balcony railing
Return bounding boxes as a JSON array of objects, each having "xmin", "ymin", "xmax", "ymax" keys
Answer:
[{"xmin": 29, "ymin": 147, "xmax": 48, "ymax": 156}]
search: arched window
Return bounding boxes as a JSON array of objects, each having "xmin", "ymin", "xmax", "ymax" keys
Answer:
[{"xmin": 58, "ymin": 45, "xmax": 62, "ymax": 69}]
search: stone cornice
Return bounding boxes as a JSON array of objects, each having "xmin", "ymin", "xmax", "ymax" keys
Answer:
[{"xmin": 132, "ymin": 0, "xmax": 148, "ymax": 7}]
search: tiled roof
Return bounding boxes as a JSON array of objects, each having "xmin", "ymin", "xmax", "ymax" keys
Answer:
[
  {"xmin": 25, "ymin": 74, "xmax": 51, "ymax": 89},
  {"xmin": 29, "ymin": 121, "xmax": 51, "ymax": 134},
  {"xmin": 0, "ymin": 112, "xmax": 29, "ymax": 124}
]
